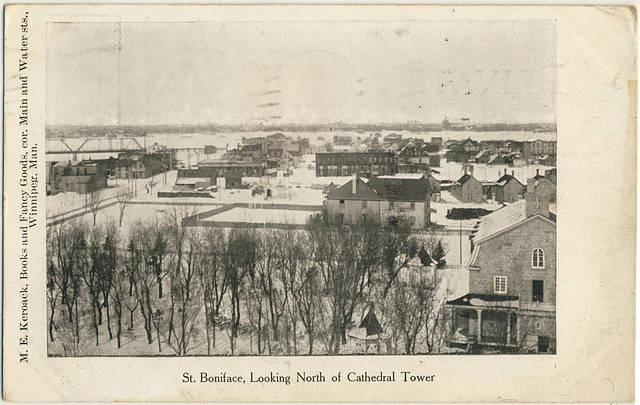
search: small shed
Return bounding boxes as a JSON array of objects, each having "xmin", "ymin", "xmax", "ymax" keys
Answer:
[{"xmin": 224, "ymin": 171, "xmax": 243, "ymax": 189}]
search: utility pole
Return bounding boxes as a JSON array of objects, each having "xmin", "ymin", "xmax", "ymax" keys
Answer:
[{"xmin": 459, "ymin": 218, "xmax": 463, "ymax": 266}]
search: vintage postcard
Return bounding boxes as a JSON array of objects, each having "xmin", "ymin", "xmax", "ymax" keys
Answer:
[{"xmin": 3, "ymin": 4, "xmax": 636, "ymax": 402}]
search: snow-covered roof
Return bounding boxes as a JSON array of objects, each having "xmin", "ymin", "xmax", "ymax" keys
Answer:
[
  {"xmin": 175, "ymin": 177, "xmax": 210, "ymax": 185},
  {"xmin": 471, "ymin": 200, "xmax": 527, "ymax": 243},
  {"xmin": 377, "ymin": 173, "xmax": 426, "ymax": 180}
]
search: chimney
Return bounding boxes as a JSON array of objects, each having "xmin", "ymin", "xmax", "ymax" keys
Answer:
[
  {"xmin": 352, "ymin": 173, "xmax": 357, "ymax": 194},
  {"xmin": 525, "ymin": 177, "xmax": 550, "ymax": 218},
  {"xmin": 511, "ymin": 170, "xmax": 515, "ymax": 177},
  {"xmin": 536, "ymin": 168, "xmax": 540, "ymax": 176}
]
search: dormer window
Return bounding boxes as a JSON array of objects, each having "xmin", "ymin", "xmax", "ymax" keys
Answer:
[{"xmin": 532, "ymin": 248, "xmax": 545, "ymax": 269}]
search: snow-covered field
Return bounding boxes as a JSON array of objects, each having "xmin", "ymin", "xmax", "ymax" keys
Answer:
[{"xmin": 202, "ymin": 207, "xmax": 320, "ymax": 225}]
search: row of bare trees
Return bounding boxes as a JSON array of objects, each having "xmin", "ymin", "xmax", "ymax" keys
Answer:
[{"xmin": 47, "ymin": 210, "xmax": 451, "ymax": 356}]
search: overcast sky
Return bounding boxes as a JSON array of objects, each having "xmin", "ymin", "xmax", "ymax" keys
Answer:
[{"xmin": 46, "ymin": 20, "xmax": 556, "ymax": 126}]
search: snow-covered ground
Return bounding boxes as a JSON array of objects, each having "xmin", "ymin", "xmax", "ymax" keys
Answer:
[{"xmin": 202, "ymin": 207, "xmax": 320, "ymax": 225}]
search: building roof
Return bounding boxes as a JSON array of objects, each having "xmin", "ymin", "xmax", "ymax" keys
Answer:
[
  {"xmin": 327, "ymin": 176, "xmax": 429, "ymax": 202},
  {"xmin": 367, "ymin": 177, "xmax": 429, "ymax": 202},
  {"xmin": 495, "ymin": 174, "xmax": 522, "ymax": 187},
  {"xmin": 326, "ymin": 178, "xmax": 384, "ymax": 201},
  {"xmin": 456, "ymin": 173, "xmax": 476, "ymax": 186},
  {"xmin": 377, "ymin": 174, "xmax": 426, "ymax": 180},
  {"xmin": 446, "ymin": 293, "xmax": 520, "ymax": 307},
  {"xmin": 359, "ymin": 308, "xmax": 383, "ymax": 336},
  {"xmin": 471, "ymin": 200, "xmax": 528, "ymax": 242},
  {"xmin": 175, "ymin": 177, "xmax": 210, "ymax": 186}
]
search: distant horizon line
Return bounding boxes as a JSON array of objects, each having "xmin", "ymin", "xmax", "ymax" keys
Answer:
[{"xmin": 46, "ymin": 121, "xmax": 557, "ymax": 131}]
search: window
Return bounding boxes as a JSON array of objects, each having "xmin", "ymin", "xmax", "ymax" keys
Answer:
[
  {"xmin": 493, "ymin": 276, "xmax": 507, "ymax": 294},
  {"xmin": 339, "ymin": 200, "xmax": 345, "ymax": 209},
  {"xmin": 410, "ymin": 202, "xmax": 415, "ymax": 211},
  {"xmin": 532, "ymin": 280, "xmax": 544, "ymax": 302},
  {"xmin": 362, "ymin": 200, "xmax": 368, "ymax": 209},
  {"xmin": 532, "ymin": 248, "xmax": 545, "ymax": 268}
]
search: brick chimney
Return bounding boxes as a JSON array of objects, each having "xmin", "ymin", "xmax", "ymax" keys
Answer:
[
  {"xmin": 525, "ymin": 177, "xmax": 550, "ymax": 218},
  {"xmin": 352, "ymin": 173, "xmax": 357, "ymax": 195}
]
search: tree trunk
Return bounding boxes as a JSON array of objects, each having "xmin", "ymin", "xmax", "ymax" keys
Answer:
[
  {"xmin": 105, "ymin": 298, "xmax": 113, "ymax": 340},
  {"xmin": 115, "ymin": 303, "xmax": 122, "ymax": 349},
  {"xmin": 49, "ymin": 301, "xmax": 56, "ymax": 342},
  {"xmin": 92, "ymin": 301, "xmax": 99, "ymax": 347},
  {"xmin": 156, "ymin": 274, "xmax": 163, "ymax": 299}
]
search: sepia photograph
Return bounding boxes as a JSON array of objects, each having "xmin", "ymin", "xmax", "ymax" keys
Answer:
[
  {"xmin": 4, "ymin": 4, "xmax": 635, "ymax": 402},
  {"xmin": 44, "ymin": 18, "xmax": 557, "ymax": 357}
]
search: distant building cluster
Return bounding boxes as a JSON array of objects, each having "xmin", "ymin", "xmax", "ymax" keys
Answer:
[
  {"xmin": 175, "ymin": 133, "xmax": 310, "ymax": 191},
  {"xmin": 316, "ymin": 133, "xmax": 442, "ymax": 178},
  {"xmin": 47, "ymin": 147, "xmax": 174, "ymax": 195},
  {"xmin": 446, "ymin": 138, "xmax": 556, "ymax": 166}
]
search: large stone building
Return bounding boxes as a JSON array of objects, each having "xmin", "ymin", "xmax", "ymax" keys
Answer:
[
  {"xmin": 325, "ymin": 176, "xmax": 430, "ymax": 228},
  {"xmin": 315, "ymin": 152, "xmax": 398, "ymax": 177},
  {"xmin": 445, "ymin": 186, "xmax": 556, "ymax": 353}
]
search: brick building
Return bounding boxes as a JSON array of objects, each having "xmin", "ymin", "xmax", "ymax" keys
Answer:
[
  {"xmin": 445, "ymin": 186, "xmax": 556, "ymax": 353},
  {"xmin": 50, "ymin": 160, "xmax": 108, "ymax": 194},
  {"xmin": 114, "ymin": 151, "xmax": 174, "ymax": 180},
  {"xmin": 522, "ymin": 140, "xmax": 557, "ymax": 162},
  {"xmin": 315, "ymin": 152, "xmax": 397, "ymax": 177}
]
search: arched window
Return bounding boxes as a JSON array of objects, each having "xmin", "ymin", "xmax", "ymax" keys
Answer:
[{"xmin": 532, "ymin": 248, "xmax": 545, "ymax": 269}]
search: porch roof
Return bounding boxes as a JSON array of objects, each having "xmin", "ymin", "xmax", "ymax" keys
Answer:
[{"xmin": 446, "ymin": 293, "xmax": 519, "ymax": 307}]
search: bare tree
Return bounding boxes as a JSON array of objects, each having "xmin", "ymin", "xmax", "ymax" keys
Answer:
[
  {"xmin": 87, "ymin": 190, "xmax": 104, "ymax": 226},
  {"xmin": 196, "ymin": 227, "xmax": 229, "ymax": 355},
  {"xmin": 97, "ymin": 221, "xmax": 119, "ymax": 341},
  {"xmin": 308, "ymin": 220, "xmax": 382, "ymax": 354},
  {"xmin": 164, "ymin": 218, "xmax": 203, "ymax": 356},
  {"xmin": 79, "ymin": 226, "xmax": 104, "ymax": 346},
  {"xmin": 225, "ymin": 228, "xmax": 260, "ymax": 355},
  {"xmin": 256, "ymin": 230, "xmax": 286, "ymax": 354},
  {"xmin": 115, "ymin": 188, "xmax": 133, "ymax": 227}
]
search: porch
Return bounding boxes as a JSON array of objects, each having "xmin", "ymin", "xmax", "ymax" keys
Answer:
[{"xmin": 446, "ymin": 293, "xmax": 520, "ymax": 350}]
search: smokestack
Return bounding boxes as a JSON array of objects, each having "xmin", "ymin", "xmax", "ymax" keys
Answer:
[{"xmin": 352, "ymin": 173, "xmax": 357, "ymax": 194}]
